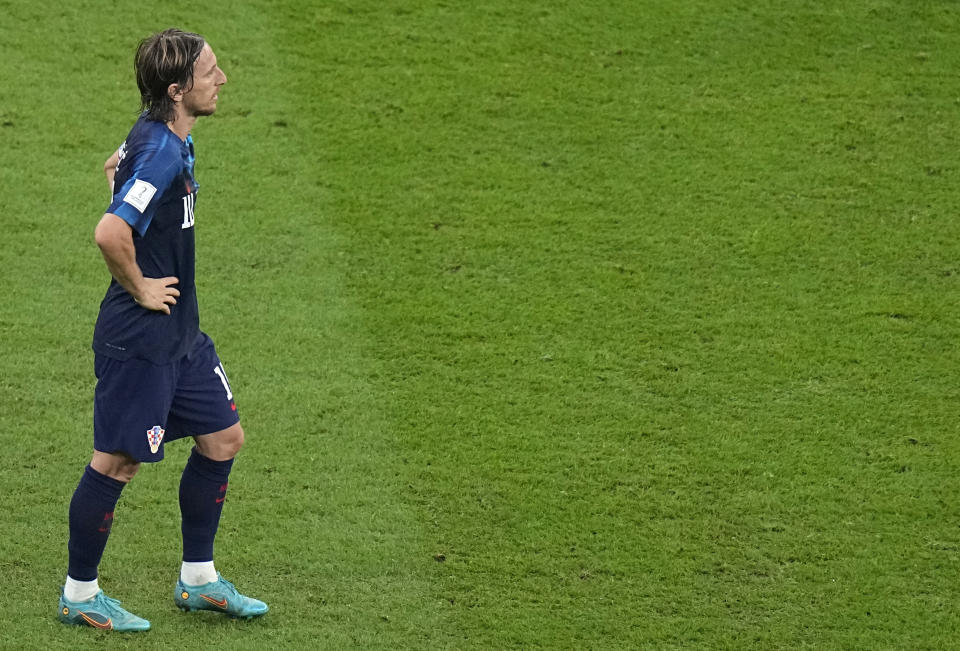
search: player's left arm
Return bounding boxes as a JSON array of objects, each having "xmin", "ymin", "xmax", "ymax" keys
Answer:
[{"xmin": 104, "ymin": 149, "xmax": 120, "ymax": 196}]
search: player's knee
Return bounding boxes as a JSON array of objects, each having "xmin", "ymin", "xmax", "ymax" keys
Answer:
[
  {"xmin": 195, "ymin": 423, "xmax": 244, "ymax": 461},
  {"xmin": 225, "ymin": 425, "xmax": 245, "ymax": 457},
  {"xmin": 115, "ymin": 463, "xmax": 141, "ymax": 482},
  {"xmin": 91, "ymin": 451, "xmax": 141, "ymax": 483}
]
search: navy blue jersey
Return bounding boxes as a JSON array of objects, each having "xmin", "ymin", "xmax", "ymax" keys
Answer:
[{"xmin": 93, "ymin": 114, "xmax": 200, "ymax": 365}]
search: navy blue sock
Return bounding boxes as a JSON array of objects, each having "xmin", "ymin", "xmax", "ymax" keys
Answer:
[
  {"xmin": 67, "ymin": 465, "xmax": 126, "ymax": 581},
  {"xmin": 179, "ymin": 447, "xmax": 234, "ymax": 562}
]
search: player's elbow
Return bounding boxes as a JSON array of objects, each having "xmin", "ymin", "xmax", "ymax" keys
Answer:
[
  {"xmin": 104, "ymin": 151, "xmax": 120, "ymax": 174},
  {"xmin": 94, "ymin": 214, "xmax": 130, "ymax": 252},
  {"xmin": 93, "ymin": 219, "xmax": 111, "ymax": 250}
]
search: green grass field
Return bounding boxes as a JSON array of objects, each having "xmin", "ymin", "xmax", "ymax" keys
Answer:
[{"xmin": 2, "ymin": 0, "xmax": 960, "ymax": 648}]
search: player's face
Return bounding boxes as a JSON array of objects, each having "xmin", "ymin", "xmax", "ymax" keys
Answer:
[{"xmin": 182, "ymin": 44, "xmax": 227, "ymax": 117}]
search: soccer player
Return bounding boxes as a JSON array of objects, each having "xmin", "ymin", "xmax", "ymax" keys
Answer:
[{"xmin": 58, "ymin": 29, "xmax": 267, "ymax": 632}]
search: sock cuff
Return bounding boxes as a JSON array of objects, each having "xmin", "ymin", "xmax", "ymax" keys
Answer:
[
  {"xmin": 187, "ymin": 447, "xmax": 235, "ymax": 483},
  {"xmin": 83, "ymin": 465, "xmax": 127, "ymax": 499}
]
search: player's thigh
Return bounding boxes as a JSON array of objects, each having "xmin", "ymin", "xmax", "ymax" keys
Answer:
[
  {"xmin": 168, "ymin": 333, "xmax": 240, "ymax": 447},
  {"xmin": 93, "ymin": 355, "xmax": 178, "ymax": 462}
]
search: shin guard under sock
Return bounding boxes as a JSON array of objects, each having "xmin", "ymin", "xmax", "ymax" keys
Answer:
[
  {"xmin": 67, "ymin": 465, "xmax": 126, "ymax": 582},
  {"xmin": 179, "ymin": 447, "xmax": 234, "ymax": 562}
]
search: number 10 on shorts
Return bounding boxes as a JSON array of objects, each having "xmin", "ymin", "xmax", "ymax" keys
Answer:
[{"xmin": 213, "ymin": 363, "xmax": 233, "ymax": 401}]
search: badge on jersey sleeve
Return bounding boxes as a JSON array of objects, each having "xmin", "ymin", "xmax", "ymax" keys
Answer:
[
  {"xmin": 147, "ymin": 425, "xmax": 165, "ymax": 454},
  {"xmin": 124, "ymin": 179, "xmax": 158, "ymax": 213}
]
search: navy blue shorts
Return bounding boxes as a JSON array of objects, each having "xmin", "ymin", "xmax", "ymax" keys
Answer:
[{"xmin": 93, "ymin": 332, "xmax": 240, "ymax": 462}]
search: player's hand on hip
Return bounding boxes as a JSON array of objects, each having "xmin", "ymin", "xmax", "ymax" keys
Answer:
[{"xmin": 135, "ymin": 276, "xmax": 180, "ymax": 314}]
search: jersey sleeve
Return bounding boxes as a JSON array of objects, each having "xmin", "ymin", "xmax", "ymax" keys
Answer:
[{"xmin": 106, "ymin": 144, "xmax": 181, "ymax": 236}]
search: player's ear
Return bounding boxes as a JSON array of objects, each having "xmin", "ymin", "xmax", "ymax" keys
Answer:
[{"xmin": 167, "ymin": 83, "xmax": 183, "ymax": 103}]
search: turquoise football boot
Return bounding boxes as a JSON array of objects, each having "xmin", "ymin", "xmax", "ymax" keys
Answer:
[
  {"xmin": 58, "ymin": 589, "xmax": 151, "ymax": 632},
  {"xmin": 174, "ymin": 573, "xmax": 268, "ymax": 619}
]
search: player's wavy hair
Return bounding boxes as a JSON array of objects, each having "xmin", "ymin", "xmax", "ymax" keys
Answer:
[{"xmin": 135, "ymin": 28, "xmax": 206, "ymax": 123}]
